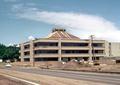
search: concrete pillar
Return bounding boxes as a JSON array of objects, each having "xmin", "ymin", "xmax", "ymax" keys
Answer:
[
  {"xmin": 30, "ymin": 40, "xmax": 34, "ymax": 66},
  {"xmin": 89, "ymin": 35, "xmax": 93, "ymax": 62},
  {"xmin": 58, "ymin": 38, "xmax": 62, "ymax": 61},
  {"xmin": 20, "ymin": 43, "xmax": 24, "ymax": 62}
]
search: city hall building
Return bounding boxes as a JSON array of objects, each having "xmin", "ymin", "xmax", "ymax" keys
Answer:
[{"xmin": 20, "ymin": 28, "xmax": 112, "ymax": 64}]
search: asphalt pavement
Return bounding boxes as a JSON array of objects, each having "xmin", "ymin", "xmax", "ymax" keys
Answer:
[
  {"xmin": 2, "ymin": 67, "xmax": 120, "ymax": 85},
  {"xmin": 0, "ymin": 74, "xmax": 28, "ymax": 85}
]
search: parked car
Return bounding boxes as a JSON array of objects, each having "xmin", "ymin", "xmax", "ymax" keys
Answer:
[{"xmin": 5, "ymin": 63, "xmax": 12, "ymax": 68}]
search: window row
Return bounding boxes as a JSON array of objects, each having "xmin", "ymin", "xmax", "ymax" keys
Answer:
[
  {"xmin": 23, "ymin": 57, "xmax": 58, "ymax": 62},
  {"xmin": 23, "ymin": 50, "xmax": 104, "ymax": 55},
  {"xmin": 23, "ymin": 42, "xmax": 104, "ymax": 49}
]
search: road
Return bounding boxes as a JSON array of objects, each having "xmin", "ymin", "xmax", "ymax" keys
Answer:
[
  {"xmin": 1, "ymin": 67, "xmax": 120, "ymax": 85},
  {"xmin": 0, "ymin": 74, "xmax": 28, "ymax": 85}
]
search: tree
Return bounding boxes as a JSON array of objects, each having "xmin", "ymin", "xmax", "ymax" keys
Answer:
[
  {"xmin": 0, "ymin": 44, "xmax": 6, "ymax": 59},
  {"xmin": 0, "ymin": 43, "xmax": 20, "ymax": 62}
]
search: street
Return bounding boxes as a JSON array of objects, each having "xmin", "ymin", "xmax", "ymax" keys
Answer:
[
  {"xmin": 0, "ymin": 74, "xmax": 28, "ymax": 85},
  {"xmin": 1, "ymin": 67, "xmax": 120, "ymax": 85}
]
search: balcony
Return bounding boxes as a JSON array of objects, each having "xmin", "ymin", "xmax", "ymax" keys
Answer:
[
  {"xmin": 24, "ymin": 44, "xmax": 30, "ymax": 50},
  {"xmin": 34, "ymin": 46, "xmax": 59, "ymax": 50},
  {"xmin": 24, "ymin": 49, "xmax": 30, "ymax": 52},
  {"xmin": 23, "ymin": 56, "xmax": 30, "ymax": 58},
  {"xmin": 93, "ymin": 53, "xmax": 105, "ymax": 57},
  {"xmin": 93, "ymin": 47, "xmax": 105, "ymax": 50},
  {"xmin": 34, "ymin": 54, "xmax": 59, "ymax": 58}
]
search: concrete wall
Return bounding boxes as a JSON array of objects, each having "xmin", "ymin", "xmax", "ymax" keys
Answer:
[
  {"xmin": 104, "ymin": 41, "xmax": 110, "ymax": 57},
  {"xmin": 109, "ymin": 42, "xmax": 120, "ymax": 57}
]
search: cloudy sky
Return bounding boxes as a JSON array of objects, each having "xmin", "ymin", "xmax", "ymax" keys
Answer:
[{"xmin": 1, "ymin": 0, "xmax": 120, "ymax": 45}]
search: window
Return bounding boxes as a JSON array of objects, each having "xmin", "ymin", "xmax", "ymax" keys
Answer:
[
  {"xmin": 34, "ymin": 42, "xmax": 58, "ymax": 47},
  {"xmin": 62, "ymin": 50, "xmax": 89, "ymax": 54},
  {"xmin": 92, "ymin": 43, "xmax": 103, "ymax": 47},
  {"xmin": 92, "ymin": 50, "xmax": 104, "ymax": 54},
  {"xmin": 62, "ymin": 43, "xmax": 88, "ymax": 47},
  {"xmin": 24, "ymin": 51, "xmax": 30, "ymax": 56},
  {"xmin": 34, "ymin": 50, "xmax": 58, "ymax": 54},
  {"xmin": 24, "ymin": 58, "xmax": 30, "ymax": 62},
  {"xmin": 34, "ymin": 57, "xmax": 58, "ymax": 61},
  {"xmin": 24, "ymin": 44, "xmax": 30, "ymax": 49}
]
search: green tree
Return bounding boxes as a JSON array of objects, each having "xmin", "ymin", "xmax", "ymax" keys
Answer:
[
  {"xmin": 0, "ymin": 43, "xmax": 20, "ymax": 62},
  {"xmin": 0, "ymin": 44, "xmax": 6, "ymax": 59}
]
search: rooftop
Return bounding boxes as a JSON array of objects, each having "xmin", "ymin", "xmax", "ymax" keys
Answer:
[{"xmin": 46, "ymin": 28, "xmax": 80, "ymax": 40}]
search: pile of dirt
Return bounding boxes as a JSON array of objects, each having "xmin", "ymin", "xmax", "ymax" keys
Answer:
[
  {"xmin": 45, "ymin": 61, "xmax": 63, "ymax": 69},
  {"xmin": 35, "ymin": 61, "xmax": 63, "ymax": 69},
  {"xmin": 12, "ymin": 62, "xmax": 31, "ymax": 67},
  {"xmin": 62, "ymin": 61, "xmax": 80, "ymax": 70}
]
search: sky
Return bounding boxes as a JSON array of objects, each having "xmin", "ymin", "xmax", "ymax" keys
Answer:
[{"xmin": 1, "ymin": 0, "xmax": 120, "ymax": 45}]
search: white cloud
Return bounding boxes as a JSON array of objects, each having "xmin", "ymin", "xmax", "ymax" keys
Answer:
[
  {"xmin": 8, "ymin": 43, "xmax": 14, "ymax": 46},
  {"xmin": 12, "ymin": 3, "xmax": 38, "ymax": 12},
  {"xmin": 28, "ymin": 36, "xmax": 35, "ymax": 40},
  {"xmin": 16, "ymin": 8, "xmax": 120, "ymax": 42}
]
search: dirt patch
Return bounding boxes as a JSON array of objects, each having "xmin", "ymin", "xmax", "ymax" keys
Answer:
[
  {"xmin": 0, "ymin": 75, "xmax": 28, "ymax": 85},
  {"xmin": 12, "ymin": 62, "xmax": 120, "ymax": 73}
]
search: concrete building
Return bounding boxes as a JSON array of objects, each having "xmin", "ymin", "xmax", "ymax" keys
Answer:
[
  {"xmin": 19, "ymin": 28, "xmax": 113, "ymax": 65},
  {"xmin": 109, "ymin": 42, "xmax": 120, "ymax": 57}
]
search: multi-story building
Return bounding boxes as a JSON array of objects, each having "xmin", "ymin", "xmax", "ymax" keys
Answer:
[
  {"xmin": 19, "ymin": 28, "xmax": 110, "ymax": 65},
  {"xmin": 109, "ymin": 42, "xmax": 120, "ymax": 57}
]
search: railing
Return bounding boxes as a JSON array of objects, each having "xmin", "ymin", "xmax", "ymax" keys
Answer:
[
  {"xmin": 34, "ymin": 54, "xmax": 59, "ymax": 57},
  {"xmin": 34, "ymin": 46, "xmax": 59, "ymax": 50}
]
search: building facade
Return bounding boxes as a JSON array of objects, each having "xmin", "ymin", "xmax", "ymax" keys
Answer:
[
  {"xmin": 109, "ymin": 42, "xmax": 120, "ymax": 57},
  {"xmin": 19, "ymin": 28, "xmax": 110, "ymax": 64}
]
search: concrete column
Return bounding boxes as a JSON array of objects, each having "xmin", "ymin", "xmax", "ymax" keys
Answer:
[
  {"xmin": 20, "ymin": 43, "xmax": 24, "ymax": 62},
  {"xmin": 30, "ymin": 40, "xmax": 34, "ymax": 66},
  {"xmin": 58, "ymin": 38, "xmax": 62, "ymax": 61},
  {"xmin": 89, "ymin": 35, "xmax": 93, "ymax": 62}
]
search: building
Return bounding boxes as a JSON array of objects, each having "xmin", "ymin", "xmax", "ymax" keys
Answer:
[
  {"xmin": 19, "ymin": 28, "xmax": 111, "ymax": 65},
  {"xmin": 109, "ymin": 42, "xmax": 120, "ymax": 57}
]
